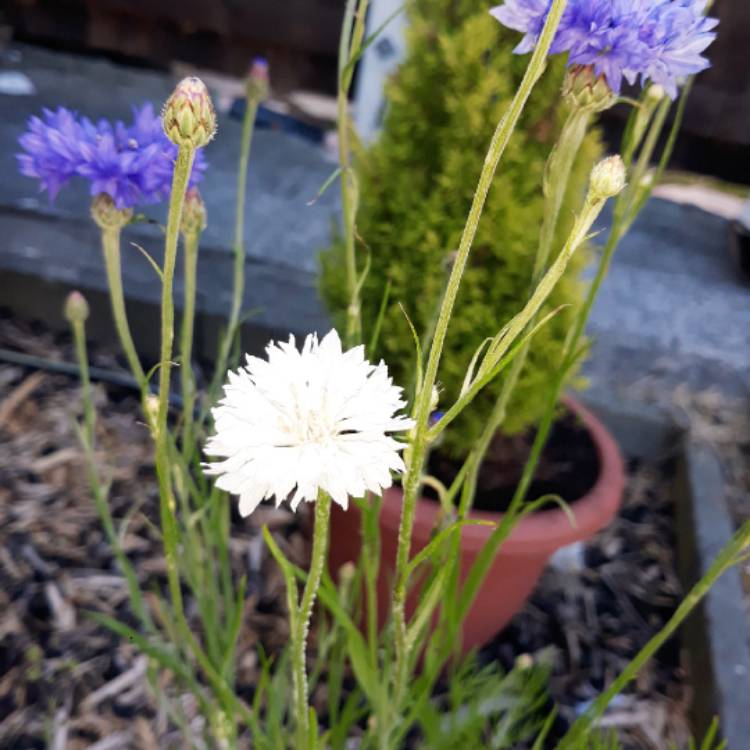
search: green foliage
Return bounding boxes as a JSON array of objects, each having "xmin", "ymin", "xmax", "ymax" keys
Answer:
[
  {"xmin": 320, "ymin": 0, "xmax": 601, "ymax": 456},
  {"xmin": 415, "ymin": 655, "xmax": 553, "ymax": 749}
]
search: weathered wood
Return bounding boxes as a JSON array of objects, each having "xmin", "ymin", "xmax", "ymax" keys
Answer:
[{"xmin": 6, "ymin": 0, "xmax": 344, "ymax": 92}]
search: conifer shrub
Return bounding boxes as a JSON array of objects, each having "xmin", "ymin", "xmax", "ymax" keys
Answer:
[{"xmin": 320, "ymin": 0, "xmax": 601, "ymax": 457}]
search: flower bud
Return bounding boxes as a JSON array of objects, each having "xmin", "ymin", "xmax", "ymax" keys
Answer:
[
  {"xmin": 646, "ymin": 84, "xmax": 666, "ymax": 103},
  {"xmin": 589, "ymin": 156, "xmax": 626, "ymax": 200},
  {"xmin": 639, "ymin": 170, "xmax": 655, "ymax": 191},
  {"xmin": 563, "ymin": 65, "xmax": 617, "ymax": 113},
  {"xmin": 515, "ymin": 653, "xmax": 534, "ymax": 671},
  {"xmin": 246, "ymin": 56, "xmax": 270, "ymax": 102},
  {"xmin": 338, "ymin": 561, "xmax": 356, "ymax": 584},
  {"xmin": 90, "ymin": 193, "xmax": 133, "ymax": 230},
  {"xmin": 64, "ymin": 291, "xmax": 89, "ymax": 325},
  {"xmin": 144, "ymin": 394, "xmax": 160, "ymax": 435},
  {"xmin": 162, "ymin": 77, "xmax": 216, "ymax": 149},
  {"xmin": 180, "ymin": 187, "xmax": 207, "ymax": 237},
  {"xmin": 429, "ymin": 385, "xmax": 440, "ymax": 413}
]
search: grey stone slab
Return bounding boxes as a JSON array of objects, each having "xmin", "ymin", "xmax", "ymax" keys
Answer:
[
  {"xmin": 586, "ymin": 198, "xmax": 750, "ymax": 396},
  {"xmin": 0, "ymin": 204, "xmax": 330, "ymax": 361},
  {"xmin": 675, "ymin": 442, "xmax": 750, "ymax": 748}
]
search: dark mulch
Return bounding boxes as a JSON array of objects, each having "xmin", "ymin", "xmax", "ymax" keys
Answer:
[
  {"xmin": 484, "ymin": 457, "xmax": 690, "ymax": 748},
  {"xmin": 0, "ymin": 313, "xmax": 689, "ymax": 748}
]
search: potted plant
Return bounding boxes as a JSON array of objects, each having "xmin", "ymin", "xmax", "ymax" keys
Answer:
[{"xmin": 320, "ymin": 0, "xmax": 624, "ymax": 648}]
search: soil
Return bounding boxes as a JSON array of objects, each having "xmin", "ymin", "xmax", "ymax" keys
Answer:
[
  {"xmin": 427, "ymin": 413, "xmax": 600, "ymax": 513},
  {"xmin": 0, "ymin": 312, "xmax": 690, "ymax": 749}
]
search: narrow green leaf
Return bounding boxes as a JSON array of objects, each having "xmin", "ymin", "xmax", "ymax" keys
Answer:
[
  {"xmin": 460, "ymin": 337, "xmax": 493, "ymax": 398},
  {"xmin": 340, "ymin": 4, "xmax": 405, "ymax": 83},
  {"xmin": 262, "ymin": 526, "xmax": 299, "ymax": 630},
  {"xmin": 398, "ymin": 302, "xmax": 424, "ymax": 398},
  {"xmin": 367, "ymin": 277, "xmax": 392, "ymax": 357},
  {"xmin": 130, "ymin": 242, "xmax": 164, "ymax": 281},
  {"xmin": 406, "ymin": 518, "xmax": 493, "ymax": 580},
  {"xmin": 307, "ymin": 166, "xmax": 342, "ymax": 206}
]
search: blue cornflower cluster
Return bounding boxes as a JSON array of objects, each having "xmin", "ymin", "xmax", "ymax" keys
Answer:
[
  {"xmin": 490, "ymin": 0, "xmax": 717, "ymax": 98},
  {"xmin": 17, "ymin": 104, "xmax": 207, "ymax": 209}
]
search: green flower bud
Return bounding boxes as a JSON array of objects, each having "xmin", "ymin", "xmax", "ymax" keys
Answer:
[
  {"xmin": 162, "ymin": 77, "xmax": 217, "ymax": 149},
  {"xmin": 144, "ymin": 394, "xmax": 160, "ymax": 436},
  {"xmin": 64, "ymin": 291, "xmax": 89, "ymax": 325},
  {"xmin": 563, "ymin": 65, "xmax": 617, "ymax": 113},
  {"xmin": 90, "ymin": 193, "xmax": 133, "ymax": 230},
  {"xmin": 180, "ymin": 187, "xmax": 207, "ymax": 237},
  {"xmin": 590, "ymin": 156, "xmax": 627, "ymax": 200},
  {"xmin": 246, "ymin": 57, "xmax": 270, "ymax": 102},
  {"xmin": 646, "ymin": 84, "xmax": 666, "ymax": 103},
  {"xmin": 338, "ymin": 561, "xmax": 356, "ymax": 584}
]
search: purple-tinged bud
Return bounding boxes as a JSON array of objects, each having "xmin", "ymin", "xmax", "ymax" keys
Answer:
[
  {"xmin": 90, "ymin": 193, "xmax": 133, "ymax": 230},
  {"xmin": 563, "ymin": 65, "xmax": 617, "ymax": 113},
  {"xmin": 246, "ymin": 56, "xmax": 270, "ymax": 102},
  {"xmin": 590, "ymin": 156, "xmax": 627, "ymax": 201},
  {"xmin": 162, "ymin": 77, "xmax": 216, "ymax": 149},
  {"xmin": 180, "ymin": 188, "xmax": 207, "ymax": 237},
  {"xmin": 64, "ymin": 291, "xmax": 89, "ymax": 325}
]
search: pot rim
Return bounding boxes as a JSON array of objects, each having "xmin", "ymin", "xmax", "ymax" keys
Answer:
[{"xmin": 379, "ymin": 395, "xmax": 625, "ymax": 557}]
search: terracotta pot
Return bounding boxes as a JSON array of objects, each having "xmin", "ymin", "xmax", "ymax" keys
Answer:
[{"xmin": 327, "ymin": 396, "xmax": 625, "ymax": 652}]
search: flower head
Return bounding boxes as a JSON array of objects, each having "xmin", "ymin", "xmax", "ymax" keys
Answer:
[
  {"xmin": 180, "ymin": 187, "xmax": 207, "ymax": 237},
  {"xmin": 17, "ymin": 104, "xmax": 207, "ymax": 209},
  {"xmin": 17, "ymin": 107, "xmax": 85, "ymax": 200},
  {"xmin": 90, "ymin": 192, "xmax": 133, "ymax": 229},
  {"xmin": 204, "ymin": 330, "xmax": 414, "ymax": 516},
  {"xmin": 162, "ymin": 77, "xmax": 217, "ymax": 149},
  {"xmin": 589, "ymin": 155, "xmax": 627, "ymax": 200},
  {"xmin": 247, "ymin": 56, "xmax": 271, "ymax": 101},
  {"xmin": 64, "ymin": 291, "xmax": 89, "ymax": 325},
  {"xmin": 490, "ymin": 0, "xmax": 717, "ymax": 97}
]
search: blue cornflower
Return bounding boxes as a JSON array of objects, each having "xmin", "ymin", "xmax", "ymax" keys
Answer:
[
  {"xmin": 17, "ymin": 104, "xmax": 207, "ymax": 209},
  {"xmin": 490, "ymin": 0, "xmax": 717, "ymax": 97},
  {"xmin": 17, "ymin": 107, "xmax": 84, "ymax": 200}
]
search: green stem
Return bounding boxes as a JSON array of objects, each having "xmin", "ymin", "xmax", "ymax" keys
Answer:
[
  {"xmin": 535, "ymin": 106, "xmax": 592, "ymax": 278},
  {"xmin": 450, "ymin": 190, "xmax": 611, "ymax": 636},
  {"xmin": 212, "ymin": 95, "xmax": 259, "ymax": 387},
  {"xmin": 513, "ymin": 89, "xmax": 681, "ymax": 513},
  {"xmin": 559, "ymin": 520, "xmax": 750, "ymax": 747},
  {"xmin": 463, "ymin": 105, "xmax": 592, "ymax": 515},
  {"xmin": 70, "ymin": 316, "xmax": 153, "ymax": 630},
  {"xmin": 101, "ymin": 227, "xmax": 147, "ymax": 390},
  {"xmin": 390, "ymin": 0, "xmax": 571, "ymax": 710},
  {"xmin": 72, "ymin": 319, "xmax": 96, "ymax": 443},
  {"xmin": 338, "ymin": 0, "xmax": 369, "ymax": 348},
  {"xmin": 153, "ymin": 145, "xmax": 243, "ymax": 734},
  {"xmin": 180, "ymin": 229, "xmax": 201, "ymax": 456},
  {"xmin": 292, "ymin": 491, "xmax": 332, "ymax": 749}
]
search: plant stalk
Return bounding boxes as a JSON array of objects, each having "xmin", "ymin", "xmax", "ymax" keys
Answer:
[
  {"xmin": 389, "ymin": 0, "xmax": 571, "ymax": 712},
  {"xmin": 212, "ymin": 95, "xmax": 259, "ymax": 386},
  {"xmin": 292, "ymin": 491, "xmax": 332, "ymax": 749},
  {"xmin": 101, "ymin": 227, "xmax": 147, "ymax": 390},
  {"xmin": 338, "ymin": 0, "xmax": 369, "ymax": 348},
  {"xmin": 462, "ymin": 104, "xmax": 593, "ymax": 517},
  {"xmin": 180, "ymin": 229, "xmax": 201, "ymax": 455}
]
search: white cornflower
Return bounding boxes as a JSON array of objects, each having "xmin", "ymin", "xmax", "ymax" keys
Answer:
[{"xmin": 204, "ymin": 329, "xmax": 414, "ymax": 516}]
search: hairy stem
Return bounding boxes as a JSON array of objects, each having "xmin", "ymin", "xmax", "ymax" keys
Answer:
[
  {"xmin": 180, "ymin": 229, "xmax": 201, "ymax": 455},
  {"xmin": 463, "ymin": 105, "xmax": 592, "ymax": 516},
  {"xmin": 338, "ymin": 0, "xmax": 369, "ymax": 348},
  {"xmin": 292, "ymin": 492, "xmax": 332, "ymax": 749},
  {"xmin": 212, "ymin": 95, "xmax": 259, "ymax": 387},
  {"xmin": 101, "ymin": 227, "xmax": 147, "ymax": 390},
  {"xmin": 389, "ymin": 0, "xmax": 571, "ymax": 714}
]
